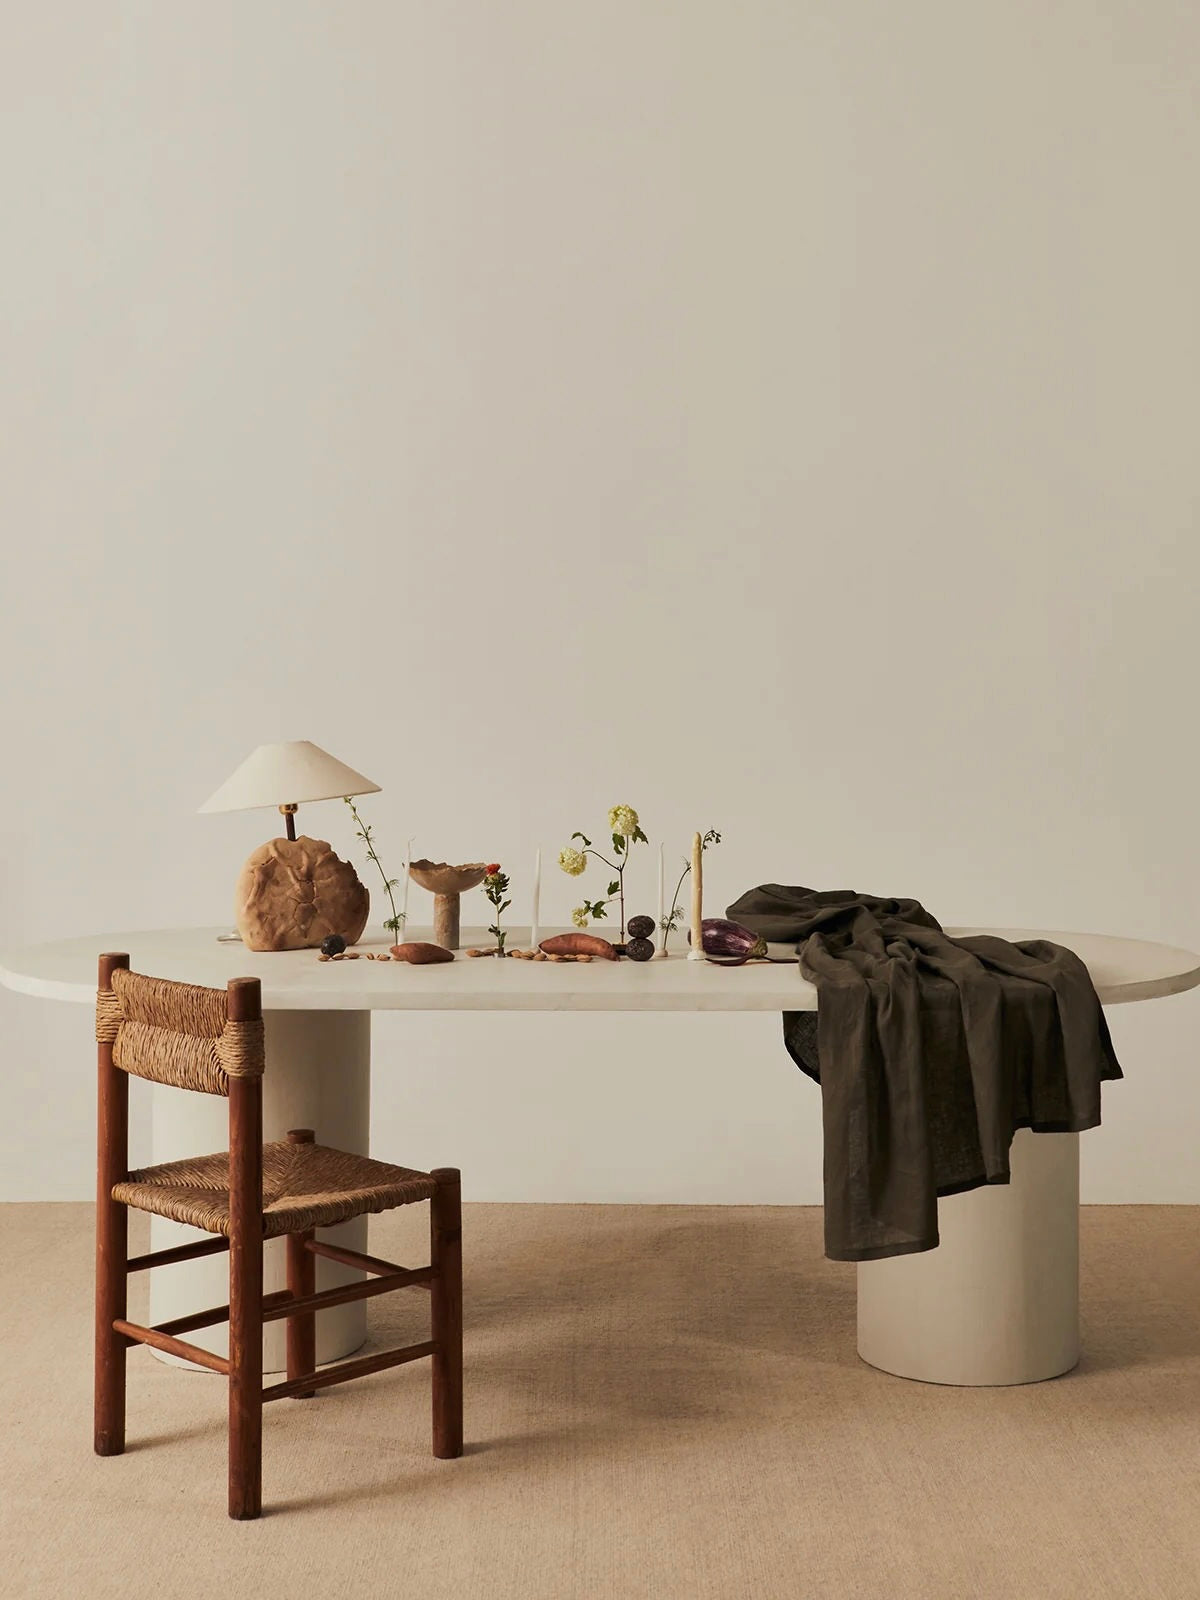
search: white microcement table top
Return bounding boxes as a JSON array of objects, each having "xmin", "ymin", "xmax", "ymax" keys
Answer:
[{"xmin": 2, "ymin": 926, "xmax": 1199, "ymax": 1013}]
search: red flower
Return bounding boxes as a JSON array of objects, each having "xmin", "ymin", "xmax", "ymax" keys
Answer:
[{"xmin": 485, "ymin": 862, "xmax": 501, "ymax": 875}]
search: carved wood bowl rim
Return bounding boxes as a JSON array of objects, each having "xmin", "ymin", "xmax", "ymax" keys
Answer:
[{"xmin": 407, "ymin": 860, "xmax": 489, "ymax": 896}]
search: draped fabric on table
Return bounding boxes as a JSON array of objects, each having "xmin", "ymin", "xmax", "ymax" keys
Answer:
[{"xmin": 725, "ymin": 886, "xmax": 1123, "ymax": 1262}]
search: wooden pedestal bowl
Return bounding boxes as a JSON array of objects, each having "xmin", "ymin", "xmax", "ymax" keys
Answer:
[{"xmin": 408, "ymin": 860, "xmax": 489, "ymax": 949}]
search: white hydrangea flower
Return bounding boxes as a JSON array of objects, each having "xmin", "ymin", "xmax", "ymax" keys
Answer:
[
  {"xmin": 558, "ymin": 846, "xmax": 588, "ymax": 876},
  {"xmin": 608, "ymin": 804, "xmax": 640, "ymax": 838},
  {"xmin": 571, "ymin": 906, "xmax": 589, "ymax": 929}
]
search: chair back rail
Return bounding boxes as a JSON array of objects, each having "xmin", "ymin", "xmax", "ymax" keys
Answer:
[{"xmin": 96, "ymin": 965, "xmax": 264, "ymax": 1095}]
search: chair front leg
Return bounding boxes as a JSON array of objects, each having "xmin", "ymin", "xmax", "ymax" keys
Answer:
[
  {"xmin": 228, "ymin": 1223, "xmax": 263, "ymax": 1519},
  {"xmin": 94, "ymin": 1030, "xmax": 128, "ymax": 1459},
  {"xmin": 94, "ymin": 1193, "xmax": 128, "ymax": 1456},
  {"xmin": 227, "ymin": 1070, "xmax": 264, "ymax": 1520}
]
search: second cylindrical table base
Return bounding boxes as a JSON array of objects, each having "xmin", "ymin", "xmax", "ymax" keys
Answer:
[{"xmin": 856, "ymin": 1129, "xmax": 1080, "ymax": 1386}]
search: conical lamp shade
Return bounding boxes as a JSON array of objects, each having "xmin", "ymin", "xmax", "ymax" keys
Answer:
[{"xmin": 199, "ymin": 740, "xmax": 381, "ymax": 814}]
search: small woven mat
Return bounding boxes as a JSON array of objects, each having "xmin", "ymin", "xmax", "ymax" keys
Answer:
[{"xmin": 113, "ymin": 1141, "xmax": 437, "ymax": 1238}]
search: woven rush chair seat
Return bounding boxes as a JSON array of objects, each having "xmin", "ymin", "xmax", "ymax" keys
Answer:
[{"xmin": 113, "ymin": 1140, "xmax": 439, "ymax": 1238}]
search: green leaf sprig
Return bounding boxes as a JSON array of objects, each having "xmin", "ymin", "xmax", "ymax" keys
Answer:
[
  {"xmin": 482, "ymin": 865, "xmax": 511, "ymax": 956},
  {"xmin": 558, "ymin": 805, "xmax": 648, "ymax": 942},
  {"xmin": 343, "ymin": 796, "xmax": 407, "ymax": 943}
]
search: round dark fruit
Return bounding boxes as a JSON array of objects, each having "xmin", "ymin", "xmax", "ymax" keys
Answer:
[
  {"xmin": 320, "ymin": 934, "xmax": 347, "ymax": 957},
  {"xmin": 627, "ymin": 915, "xmax": 655, "ymax": 940},
  {"xmin": 625, "ymin": 936, "xmax": 655, "ymax": 962}
]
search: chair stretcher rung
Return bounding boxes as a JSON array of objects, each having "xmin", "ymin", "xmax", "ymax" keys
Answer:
[
  {"xmin": 113, "ymin": 1319, "xmax": 231, "ymax": 1374},
  {"xmin": 126, "ymin": 1236, "xmax": 230, "ymax": 1273},
  {"xmin": 305, "ymin": 1239, "xmax": 421, "ymax": 1279},
  {"xmin": 262, "ymin": 1265, "xmax": 435, "ymax": 1323},
  {"xmin": 155, "ymin": 1289, "xmax": 294, "ymax": 1338},
  {"xmin": 262, "ymin": 1341, "xmax": 437, "ymax": 1402}
]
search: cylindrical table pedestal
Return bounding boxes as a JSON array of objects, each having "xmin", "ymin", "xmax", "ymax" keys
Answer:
[
  {"xmin": 856, "ymin": 1129, "xmax": 1080, "ymax": 1386},
  {"xmin": 148, "ymin": 1010, "xmax": 372, "ymax": 1374}
]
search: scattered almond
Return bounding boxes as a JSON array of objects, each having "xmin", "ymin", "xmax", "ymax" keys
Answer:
[
  {"xmin": 533, "ymin": 952, "xmax": 548, "ymax": 961},
  {"xmin": 318, "ymin": 954, "xmax": 330, "ymax": 962}
]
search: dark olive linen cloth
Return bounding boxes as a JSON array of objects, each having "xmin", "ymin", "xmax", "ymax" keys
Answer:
[{"xmin": 725, "ymin": 886, "xmax": 1123, "ymax": 1262}]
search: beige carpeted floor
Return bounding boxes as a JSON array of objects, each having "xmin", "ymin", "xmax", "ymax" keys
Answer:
[{"xmin": 2, "ymin": 1203, "xmax": 1198, "ymax": 1600}]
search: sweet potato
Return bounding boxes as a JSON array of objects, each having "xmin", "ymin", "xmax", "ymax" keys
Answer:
[
  {"xmin": 389, "ymin": 942, "xmax": 455, "ymax": 964},
  {"xmin": 538, "ymin": 933, "xmax": 618, "ymax": 960}
]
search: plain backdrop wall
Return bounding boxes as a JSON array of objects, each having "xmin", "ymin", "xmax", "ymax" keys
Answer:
[{"xmin": 2, "ymin": 1, "xmax": 1198, "ymax": 1205}]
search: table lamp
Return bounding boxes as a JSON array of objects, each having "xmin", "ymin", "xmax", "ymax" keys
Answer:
[{"xmin": 200, "ymin": 741, "xmax": 381, "ymax": 952}]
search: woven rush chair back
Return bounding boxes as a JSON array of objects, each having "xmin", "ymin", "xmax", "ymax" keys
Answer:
[{"xmin": 95, "ymin": 962, "xmax": 264, "ymax": 1096}]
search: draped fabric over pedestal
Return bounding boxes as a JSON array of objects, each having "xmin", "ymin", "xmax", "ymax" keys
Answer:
[{"xmin": 725, "ymin": 887, "xmax": 1123, "ymax": 1262}]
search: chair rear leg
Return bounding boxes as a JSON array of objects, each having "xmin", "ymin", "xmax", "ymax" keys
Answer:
[
  {"xmin": 286, "ymin": 1228, "xmax": 317, "ymax": 1398},
  {"xmin": 430, "ymin": 1168, "xmax": 463, "ymax": 1459},
  {"xmin": 94, "ymin": 1194, "xmax": 127, "ymax": 1456}
]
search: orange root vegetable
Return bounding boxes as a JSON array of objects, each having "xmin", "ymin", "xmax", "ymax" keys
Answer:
[
  {"xmin": 538, "ymin": 933, "xmax": 618, "ymax": 960},
  {"xmin": 389, "ymin": 942, "xmax": 455, "ymax": 964}
]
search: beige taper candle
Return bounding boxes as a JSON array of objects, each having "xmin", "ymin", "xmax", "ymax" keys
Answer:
[{"xmin": 687, "ymin": 831, "xmax": 705, "ymax": 959}]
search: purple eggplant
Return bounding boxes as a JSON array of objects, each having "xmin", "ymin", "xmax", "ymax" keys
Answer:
[{"xmin": 690, "ymin": 918, "xmax": 768, "ymax": 965}]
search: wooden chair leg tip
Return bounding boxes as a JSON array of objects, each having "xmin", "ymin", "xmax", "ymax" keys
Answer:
[{"xmin": 228, "ymin": 1485, "xmax": 263, "ymax": 1520}]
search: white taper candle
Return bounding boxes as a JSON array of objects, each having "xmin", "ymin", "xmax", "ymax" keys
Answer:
[
  {"xmin": 401, "ymin": 838, "xmax": 412, "ymax": 926},
  {"xmin": 530, "ymin": 847, "xmax": 542, "ymax": 949},
  {"xmin": 688, "ymin": 831, "xmax": 704, "ymax": 959}
]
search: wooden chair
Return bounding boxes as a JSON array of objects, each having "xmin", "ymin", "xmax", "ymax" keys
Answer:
[{"xmin": 93, "ymin": 953, "xmax": 463, "ymax": 1519}]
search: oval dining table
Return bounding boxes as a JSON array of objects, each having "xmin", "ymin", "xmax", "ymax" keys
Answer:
[{"xmin": 3, "ymin": 924, "xmax": 1198, "ymax": 1384}]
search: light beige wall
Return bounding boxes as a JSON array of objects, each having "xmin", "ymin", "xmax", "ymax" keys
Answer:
[{"xmin": 2, "ymin": 2, "xmax": 1197, "ymax": 1201}]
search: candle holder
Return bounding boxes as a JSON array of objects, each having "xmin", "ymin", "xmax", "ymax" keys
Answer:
[{"xmin": 408, "ymin": 860, "xmax": 489, "ymax": 950}]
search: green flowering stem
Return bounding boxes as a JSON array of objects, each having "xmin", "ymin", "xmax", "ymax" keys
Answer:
[
  {"xmin": 343, "ymin": 796, "xmax": 406, "ymax": 942},
  {"xmin": 482, "ymin": 867, "xmax": 511, "ymax": 956},
  {"xmin": 566, "ymin": 816, "xmax": 648, "ymax": 944}
]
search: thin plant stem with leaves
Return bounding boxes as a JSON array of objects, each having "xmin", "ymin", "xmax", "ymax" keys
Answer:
[
  {"xmin": 660, "ymin": 828, "xmax": 722, "ymax": 954},
  {"xmin": 557, "ymin": 805, "xmax": 648, "ymax": 943},
  {"xmin": 343, "ymin": 796, "xmax": 407, "ymax": 943},
  {"xmin": 481, "ymin": 864, "xmax": 510, "ymax": 956}
]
